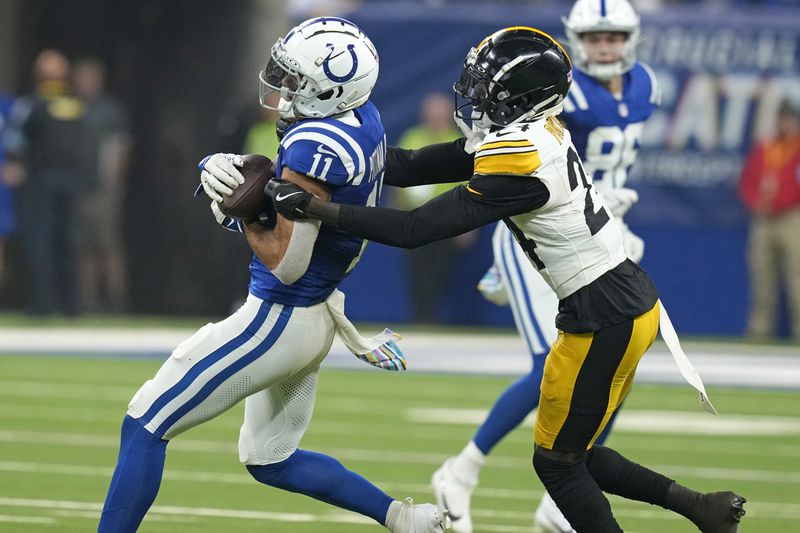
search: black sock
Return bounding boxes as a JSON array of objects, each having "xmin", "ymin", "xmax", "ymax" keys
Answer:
[
  {"xmin": 585, "ymin": 445, "xmax": 674, "ymax": 506},
  {"xmin": 532, "ymin": 448, "xmax": 622, "ymax": 533}
]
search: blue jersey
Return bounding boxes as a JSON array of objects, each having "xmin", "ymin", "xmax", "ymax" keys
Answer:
[
  {"xmin": 0, "ymin": 93, "xmax": 15, "ymax": 236},
  {"xmin": 248, "ymin": 100, "xmax": 386, "ymax": 306},
  {"xmin": 562, "ymin": 62, "xmax": 659, "ymax": 190}
]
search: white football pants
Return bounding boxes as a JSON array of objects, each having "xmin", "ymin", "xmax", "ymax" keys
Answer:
[
  {"xmin": 491, "ymin": 223, "xmax": 559, "ymax": 356},
  {"xmin": 127, "ymin": 293, "xmax": 335, "ymax": 465}
]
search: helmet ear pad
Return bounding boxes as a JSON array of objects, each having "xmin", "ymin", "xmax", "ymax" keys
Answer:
[
  {"xmin": 486, "ymin": 80, "xmax": 567, "ymax": 126},
  {"xmin": 485, "ymin": 93, "xmax": 530, "ymax": 126}
]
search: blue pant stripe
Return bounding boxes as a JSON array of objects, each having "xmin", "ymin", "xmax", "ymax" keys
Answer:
[
  {"xmin": 506, "ymin": 230, "xmax": 550, "ymax": 357},
  {"xmin": 139, "ymin": 300, "xmax": 273, "ymax": 427},
  {"xmin": 155, "ymin": 305, "xmax": 294, "ymax": 436}
]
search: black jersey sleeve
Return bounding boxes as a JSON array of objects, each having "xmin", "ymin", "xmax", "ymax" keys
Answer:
[
  {"xmin": 384, "ymin": 138, "xmax": 474, "ymax": 187},
  {"xmin": 336, "ymin": 173, "xmax": 549, "ymax": 248}
]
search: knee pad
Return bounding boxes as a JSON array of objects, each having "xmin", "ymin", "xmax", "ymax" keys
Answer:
[
  {"xmin": 533, "ymin": 445, "xmax": 586, "ymax": 465},
  {"xmin": 532, "ymin": 445, "xmax": 590, "ymax": 490}
]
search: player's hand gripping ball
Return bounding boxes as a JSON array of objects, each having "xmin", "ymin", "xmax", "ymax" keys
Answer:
[{"xmin": 219, "ymin": 154, "xmax": 277, "ymax": 222}]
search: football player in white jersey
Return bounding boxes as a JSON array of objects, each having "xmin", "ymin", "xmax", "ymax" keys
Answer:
[
  {"xmin": 269, "ymin": 25, "xmax": 745, "ymax": 533},
  {"xmin": 429, "ymin": 1, "xmax": 660, "ymax": 530},
  {"xmin": 98, "ymin": 17, "xmax": 448, "ymax": 533}
]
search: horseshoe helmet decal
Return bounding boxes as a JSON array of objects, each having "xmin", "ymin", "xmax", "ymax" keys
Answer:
[{"xmin": 322, "ymin": 43, "xmax": 359, "ymax": 82}]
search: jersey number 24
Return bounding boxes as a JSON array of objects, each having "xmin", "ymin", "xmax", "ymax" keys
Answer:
[{"xmin": 567, "ymin": 145, "xmax": 610, "ymax": 236}]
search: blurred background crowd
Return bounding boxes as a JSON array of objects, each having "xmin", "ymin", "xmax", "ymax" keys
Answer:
[{"xmin": 0, "ymin": 0, "xmax": 798, "ymax": 341}]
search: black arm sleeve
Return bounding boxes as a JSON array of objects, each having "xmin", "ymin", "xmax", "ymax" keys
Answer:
[
  {"xmin": 336, "ymin": 174, "xmax": 550, "ymax": 248},
  {"xmin": 384, "ymin": 138, "xmax": 474, "ymax": 188}
]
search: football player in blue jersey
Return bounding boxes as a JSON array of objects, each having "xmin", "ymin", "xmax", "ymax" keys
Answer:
[
  {"xmin": 427, "ymin": 2, "xmax": 660, "ymax": 531},
  {"xmin": 0, "ymin": 91, "xmax": 17, "ymax": 292},
  {"xmin": 267, "ymin": 22, "xmax": 744, "ymax": 533},
  {"xmin": 98, "ymin": 18, "xmax": 448, "ymax": 533}
]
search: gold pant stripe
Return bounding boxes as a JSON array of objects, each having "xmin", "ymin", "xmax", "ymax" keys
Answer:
[
  {"xmin": 535, "ymin": 331, "xmax": 593, "ymax": 449},
  {"xmin": 534, "ymin": 302, "xmax": 660, "ymax": 450},
  {"xmin": 587, "ymin": 302, "xmax": 660, "ymax": 446}
]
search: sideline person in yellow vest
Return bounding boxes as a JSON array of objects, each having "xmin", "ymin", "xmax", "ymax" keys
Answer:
[{"xmin": 396, "ymin": 92, "xmax": 474, "ymax": 323}]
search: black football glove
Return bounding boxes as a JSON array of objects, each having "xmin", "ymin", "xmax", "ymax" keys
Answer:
[
  {"xmin": 275, "ymin": 118, "xmax": 290, "ymax": 140},
  {"xmin": 265, "ymin": 179, "xmax": 312, "ymax": 220}
]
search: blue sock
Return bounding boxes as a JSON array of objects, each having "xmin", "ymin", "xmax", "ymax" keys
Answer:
[
  {"xmin": 473, "ymin": 352, "xmax": 546, "ymax": 455},
  {"xmin": 98, "ymin": 415, "xmax": 168, "ymax": 533},
  {"xmin": 247, "ymin": 449, "xmax": 394, "ymax": 525}
]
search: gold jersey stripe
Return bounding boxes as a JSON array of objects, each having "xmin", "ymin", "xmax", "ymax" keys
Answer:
[
  {"xmin": 474, "ymin": 150, "xmax": 541, "ymax": 175},
  {"xmin": 466, "ymin": 185, "xmax": 483, "ymax": 196},
  {"xmin": 475, "ymin": 146, "xmax": 537, "ymax": 158},
  {"xmin": 478, "ymin": 139, "xmax": 533, "ymax": 151}
]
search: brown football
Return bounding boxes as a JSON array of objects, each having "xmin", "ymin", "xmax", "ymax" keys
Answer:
[{"xmin": 220, "ymin": 154, "xmax": 276, "ymax": 220}]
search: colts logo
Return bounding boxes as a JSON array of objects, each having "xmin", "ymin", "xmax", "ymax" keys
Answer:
[{"xmin": 322, "ymin": 43, "xmax": 358, "ymax": 82}]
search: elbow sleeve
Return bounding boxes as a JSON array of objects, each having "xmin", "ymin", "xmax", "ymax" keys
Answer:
[{"xmin": 271, "ymin": 219, "xmax": 320, "ymax": 285}]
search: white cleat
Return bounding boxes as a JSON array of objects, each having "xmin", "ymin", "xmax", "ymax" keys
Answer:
[
  {"xmin": 388, "ymin": 498, "xmax": 450, "ymax": 533},
  {"xmin": 431, "ymin": 458, "xmax": 475, "ymax": 533},
  {"xmin": 533, "ymin": 492, "xmax": 576, "ymax": 533}
]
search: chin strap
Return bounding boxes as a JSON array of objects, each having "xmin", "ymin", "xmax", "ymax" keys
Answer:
[
  {"xmin": 454, "ymin": 114, "xmax": 489, "ymax": 154},
  {"xmin": 585, "ymin": 61, "xmax": 627, "ymax": 81}
]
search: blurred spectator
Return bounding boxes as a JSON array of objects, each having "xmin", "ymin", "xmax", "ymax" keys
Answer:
[
  {"xmin": 243, "ymin": 92, "xmax": 281, "ymax": 158},
  {"xmin": 2, "ymin": 49, "xmax": 87, "ymax": 316},
  {"xmin": 738, "ymin": 100, "xmax": 800, "ymax": 341},
  {"xmin": 0, "ymin": 90, "xmax": 16, "ymax": 299},
  {"xmin": 395, "ymin": 92, "xmax": 474, "ymax": 323},
  {"xmin": 73, "ymin": 57, "xmax": 132, "ymax": 313}
]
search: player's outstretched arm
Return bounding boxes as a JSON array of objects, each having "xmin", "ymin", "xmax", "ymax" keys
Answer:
[
  {"xmin": 246, "ymin": 168, "xmax": 328, "ymax": 284},
  {"xmin": 384, "ymin": 138, "xmax": 474, "ymax": 188},
  {"xmin": 268, "ymin": 173, "xmax": 549, "ymax": 249}
]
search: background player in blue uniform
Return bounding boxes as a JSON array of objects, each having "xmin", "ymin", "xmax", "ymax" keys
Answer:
[
  {"xmin": 0, "ymin": 91, "xmax": 17, "ymax": 294},
  {"xmin": 430, "ymin": 2, "xmax": 660, "ymax": 531},
  {"xmin": 99, "ymin": 18, "xmax": 447, "ymax": 533}
]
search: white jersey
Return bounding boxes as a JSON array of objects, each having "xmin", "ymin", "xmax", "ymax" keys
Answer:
[{"xmin": 475, "ymin": 116, "xmax": 626, "ymax": 300}]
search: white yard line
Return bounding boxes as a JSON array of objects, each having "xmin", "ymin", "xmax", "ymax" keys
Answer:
[
  {"xmin": 0, "ymin": 380, "xmax": 132, "ymax": 401},
  {"xmin": 0, "ymin": 498, "xmax": 373, "ymax": 525},
  {"xmin": 1, "ymin": 329, "xmax": 798, "ymax": 388},
  {"xmin": 0, "ymin": 514, "xmax": 56, "ymax": 524},
  {"xmin": 407, "ymin": 407, "xmax": 800, "ymax": 436},
  {"xmin": 1, "ymin": 426, "xmax": 799, "ymax": 485},
  {"xmin": 2, "ymin": 400, "xmax": 799, "ymax": 458},
  {"xmin": 0, "ymin": 496, "xmax": 797, "ymax": 528}
]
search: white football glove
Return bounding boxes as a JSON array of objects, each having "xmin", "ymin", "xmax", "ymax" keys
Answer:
[
  {"xmin": 210, "ymin": 200, "xmax": 244, "ymax": 233},
  {"xmin": 618, "ymin": 221, "xmax": 645, "ymax": 263},
  {"xmin": 602, "ymin": 187, "xmax": 639, "ymax": 218},
  {"xmin": 477, "ymin": 265, "xmax": 510, "ymax": 306},
  {"xmin": 198, "ymin": 153, "xmax": 245, "ymax": 203}
]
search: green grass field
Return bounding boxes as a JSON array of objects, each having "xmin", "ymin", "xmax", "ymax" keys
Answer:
[{"xmin": 0, "ymin": 354, "xmax": 798, "ymax": 532}]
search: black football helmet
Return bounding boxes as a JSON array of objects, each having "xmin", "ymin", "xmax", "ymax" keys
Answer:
[{"xmin": 454, "ymin": 26, "xmax": 572, "ymax": 129}]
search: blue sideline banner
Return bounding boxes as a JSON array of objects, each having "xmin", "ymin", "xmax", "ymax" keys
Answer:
[
  {"xmin": 347, "ymin": 3, "xmax": 799, "ymax": 228},
  {"xmin": 336, "ymin": 3, "xmax": 800, "ymax": 335},
  {"xmin": 630, "ymin": 9, "xmax": 800, "ymax": 229}
]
